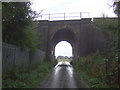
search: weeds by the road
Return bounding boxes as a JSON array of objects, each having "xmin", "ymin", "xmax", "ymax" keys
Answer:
[
  {"xmin": 74, "ymin": 67, "xmax": 109, "ymax": 88},
  {"xmin": 73, "ymin": 51, "xmax": 118, "ymax": 88},
  {"xmin": 2, "ymin": 61, "xmax": 52, "ymax": 88}
]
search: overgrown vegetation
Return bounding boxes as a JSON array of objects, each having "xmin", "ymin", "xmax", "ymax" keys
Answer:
[
  {"xmin": 73, "ymin": 51, "xmax": 118, "ymax": 88},
  {"xmin": 2, "ymin": 3, "xmax": 51, "ymax": 88},
  {"xmin": 2, "ymin": 61, "xmax": 52, "ymax": 88},
  {"xmin": 90, "ymin": 9, "xmax": 119, "ymax": 88},
  {"xmin": 93, "ymin": 18, "xmax": 118, "ymax": 37},
  {"xmin": 2, "ymin": 2, "xmax": 41, "ymax": 51},
  {"xmin": 92, "ymin": 17, "xmax": 118, "ymax": 59}
]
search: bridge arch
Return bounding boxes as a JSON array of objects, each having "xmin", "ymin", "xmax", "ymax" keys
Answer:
[
  {"xmin": 37, "ymin": 19, "xmax": 111, "ymax": 63},
  {"xmin": 50, "ymin": 28, "xmax": 78, "ymax": 62}
]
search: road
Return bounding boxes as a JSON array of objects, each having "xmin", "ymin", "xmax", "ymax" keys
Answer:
[{"xmin": 39, "ymin": 61, "xmax": 89, "ymax": 88}]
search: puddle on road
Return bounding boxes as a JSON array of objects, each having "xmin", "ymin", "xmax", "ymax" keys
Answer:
[
  {"xmin": 40, "ymin": 61, "xmax": 88, "ymax": 88},
  {"xmin": 40, "ymin": 61, "xmax": 79, "ymax": 88},
  {"xmin": 54, "ymin": 61, "xmax": 74, "ymax": 78},
  {"xmin": 67, "ymin": 67, "xmax": 73, "ymax": 77},
  {"xmin": 54, "ymin": 66, "xmax": 62, "ymax": 75}
]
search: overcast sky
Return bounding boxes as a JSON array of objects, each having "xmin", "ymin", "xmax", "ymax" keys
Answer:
[
  {"xmin": 30, "ymin": 0, "xmax": 116, "ymax": 19},
  {"xmin": 30, "ymin": 0, "xmax": 116, "ymax": 57}
]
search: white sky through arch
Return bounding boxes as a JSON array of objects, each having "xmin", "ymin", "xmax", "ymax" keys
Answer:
[{"xmin": 55, "ymin": 41, "xmax": 72, "ymax": 58}]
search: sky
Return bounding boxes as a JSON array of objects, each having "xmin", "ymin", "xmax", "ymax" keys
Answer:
[
  {"xmin": 55, "ymin": 41, "xmax": 72, "ymax": 57},
  {"xmin": 30, "ymin": 0, "xmax": 116, "ymax": 20},
  {"xmin": 30, "ymin": 0, "xmax": 116, "ymax": 57}
]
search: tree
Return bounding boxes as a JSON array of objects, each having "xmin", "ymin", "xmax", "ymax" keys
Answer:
[
  {"xmin": 2, "ymin": 2, "xmax": 39, "ymax": 50},
  {"xmin": 113, "ymin": 1, "xmax": 120, "ymax": 17},
  {"xmin": 113, "ymin": 1, "xmax": 120, "ymax": 88}
]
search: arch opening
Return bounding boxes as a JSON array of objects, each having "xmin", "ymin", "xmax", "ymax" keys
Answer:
[
  {"xmin": 55, "ymin": 41, "xmax": 73, "ymax": 61},
  {"xmin": 50, "ymin": 28, "xmax": 78, "ymax": 62}
]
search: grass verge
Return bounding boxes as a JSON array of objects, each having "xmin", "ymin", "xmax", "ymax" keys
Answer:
[{"xmin": 2, "ymin": 61, "xmax": 52, "ymax": 88}]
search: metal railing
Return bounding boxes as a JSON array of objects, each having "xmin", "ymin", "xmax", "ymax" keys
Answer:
[{"xmin": 39, "ymin": 12, "xmax": 90, "ymax": 21}]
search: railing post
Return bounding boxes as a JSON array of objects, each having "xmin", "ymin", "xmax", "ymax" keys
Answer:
[
  {"xmin": 49, "ymin": 14, "xmax": 50, "ymax": 21},
  {"xmin": 88, "ymin": 12, "xmax": 90, "ymax": 18},
  {"xmin": 80, "ymin": 12, "xmax": 82, "ymax": 19},
  {"xmin": 41, "ymin": 15, "xmax": 42, "ymax": 20},
  {"xmin": 64, "ymin": 13, "xmax": 65, "ymax": 20}
]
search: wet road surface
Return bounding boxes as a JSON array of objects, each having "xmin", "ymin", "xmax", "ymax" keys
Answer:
[{"xmin": 39, "ymin": 61, "xmax": 89, "ymax": 88}]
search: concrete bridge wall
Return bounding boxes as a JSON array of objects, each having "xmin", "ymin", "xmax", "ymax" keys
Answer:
[{"xmin": 37, "ymin": 18, "xmax": 111, "ymax": 62}]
